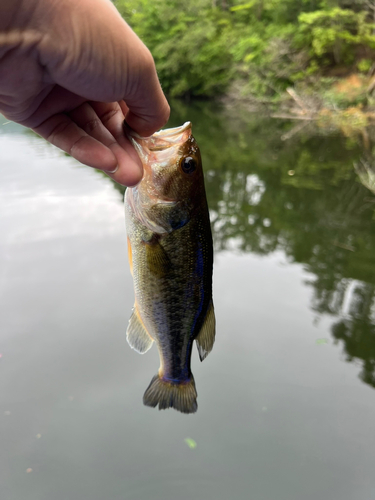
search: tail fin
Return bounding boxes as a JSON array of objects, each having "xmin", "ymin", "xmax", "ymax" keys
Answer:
[{"xmin": 143, "ymin": 374, "xmax": 197, "ymax": 414}]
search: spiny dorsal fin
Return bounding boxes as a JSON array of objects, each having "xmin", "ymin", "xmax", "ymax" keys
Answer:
[
  {"xmin": 126, "ymin": 306, "xmax": 154, "ymax": 354},
  {"xmin": 195, "ymin": 301, "xmax": 215, "ymax": 361}
]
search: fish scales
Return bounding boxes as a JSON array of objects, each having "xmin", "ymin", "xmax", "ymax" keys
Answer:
[{"xmin": 124, "ymin": 122, "xmax": 215, "ymax": 414}]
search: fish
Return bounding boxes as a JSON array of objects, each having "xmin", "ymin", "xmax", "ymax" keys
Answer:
[{"xmin": 124, "ymin": 121, "xmax": 215, "ymax": 414}]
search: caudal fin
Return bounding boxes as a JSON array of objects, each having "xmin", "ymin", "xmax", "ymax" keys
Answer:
[{"xmin": 143, "ymin": 374, "xmax": 197, "ymax": 414}]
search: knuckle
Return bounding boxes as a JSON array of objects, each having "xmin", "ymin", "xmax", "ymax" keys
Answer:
[
  {"xmin": 83, "ymin": 117, "xmax": 102, "ymax": 134},
  {"xmin": 69, "ymin": 135, "xmax": 85, "ymax": 156},
  {"xmin": 47, "ymin": 119, "xmax": 71, "ymax": 144},
  {"xmin": 151, "ymin": 100, "xmax": 170, "ymax": 132},
  {"xmin": 137, "ymin": 47, "xmax": 157, "ymax": 84},
  {"xmin": 141, "ymin": 47, "xmax": 156, "ymax": 71},
  {"xmin": 160, "ymin": 102, "xmax": 171, "ymax": 127},
  {"xmin": 99, "ymin": 106, "xmax": 121, "ymax": 126}
]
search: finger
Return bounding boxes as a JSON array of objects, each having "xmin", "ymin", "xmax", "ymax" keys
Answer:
[
  {"xmin": 38, "ymin": 3, "xmax": 170, "ymax": 137},
  {"xmin": 119, "ymin": 101, "xmax": 129, "ymax": 118},
  {"xmin": 118, "ymin": 100, "xmax": 156, "ymax": 136},
  {"xmin": 34, "ymin": 114, "xmax": 118, "ymax": 173},
  {"xmin": 69, "ymin": 102, "xmax": 118, "ymax": 145},
  {"xmin": 21, "ymin": 86, "xmax": 87, "ymax": 130},
  {"xmin": 79, "ymin": 101, "xmax": 143, "ymax": 186},
  {"xmin": 90, "ymin": 101, "xmax": 141, "ymax": 160},
  {"xmin": 123, "ymin": 50, "xmax": 170, "ymax": 137},
  {"xmin": 89, "ymin": 101, "xmax": 127, "ymax": 145}
]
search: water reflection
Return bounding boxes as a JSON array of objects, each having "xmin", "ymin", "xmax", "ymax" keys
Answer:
[
  {"xmin": 3, "ymin": 108, "xmax": 375, "ymax": 499},
  {"xmin": 6, "ymin": 104, "xmax": 375, "ymax": 394},
  {"xmin": 332, "ymin": 283, "xmax": 375, "ymax": 387},
  {"xmin": 111, "ymin": 100, "xmax": 375, "ymax": 392}
]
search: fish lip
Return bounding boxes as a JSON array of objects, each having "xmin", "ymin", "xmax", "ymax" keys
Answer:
[
  {"xmin": 125, "ymin": 122, "xmax": 192, "ymax": 154},
  {"xmin": 153, "ymin": 122, "xmax": 191, "ymax": 138},
  {"xmin": 125, "ymin": 121, "xmax": 191, "ymax": 141}
]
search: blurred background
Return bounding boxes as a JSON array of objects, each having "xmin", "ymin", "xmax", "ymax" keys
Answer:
[
  {"xmin": 116, "ymin": 0, "xmax": 375, "ymax": 124},
  {"xmin": 2, "ymin": 1, "xmax": 375, "ymax": 499}
]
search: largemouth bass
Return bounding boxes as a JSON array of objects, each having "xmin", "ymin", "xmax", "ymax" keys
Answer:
[{"xmin": 125, "ymin": 122, "xmax": 215, "ymax": 414}]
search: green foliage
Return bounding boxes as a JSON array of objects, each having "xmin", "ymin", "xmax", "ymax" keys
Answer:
[
  {"xmin": 357, "ymin": 58, "xmax": 372, "ymax": 72},
  {"xmin": 296, "ymin": 8, "xmax": 375, "ymax": 67},
  {"xmin": 320, "ymin": 74, "xmax": 369, "ymax": 108},
  {"xmin": 115, "ymin": 0, "xmax": 375, "ymax": 99},
  {"xmin": 116, "ymin": 0, "xmax": 233, "ymax": 97},
  {"xmin": 106, "ymin": 99, "xmax": 375, "ymax": 390}
]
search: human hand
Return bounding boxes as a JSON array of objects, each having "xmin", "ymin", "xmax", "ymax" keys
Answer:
[{"xmin": 0, "ymin": 0, "xmax": 170, "ymax": 186}]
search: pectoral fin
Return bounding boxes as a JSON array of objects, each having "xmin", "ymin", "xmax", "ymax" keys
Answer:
[
  {"xmin": 145, "ymin": 237, "xmax": 170, "ymax": 276},
  {"xmin": 126, "ymin": 306, "xmax": 154, "ymax": 354},
  {"xmin": 195, "ymin": 301, "xmax": 216, "ymax": 361}
]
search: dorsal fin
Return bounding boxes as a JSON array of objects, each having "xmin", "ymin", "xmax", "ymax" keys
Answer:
[{"xmin": 195, "ymin": 301, "xmax": 215, "ymax": 361}]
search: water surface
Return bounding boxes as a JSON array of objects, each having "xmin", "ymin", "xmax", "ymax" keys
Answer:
[{"xmin": 1, "ymin": 104, "xmax": 375, "ymax": 500}]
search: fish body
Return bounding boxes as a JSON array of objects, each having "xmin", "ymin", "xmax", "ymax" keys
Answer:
[{"xmin": 125, "ymin": 122, "xmax": 215, "ymax": 414}]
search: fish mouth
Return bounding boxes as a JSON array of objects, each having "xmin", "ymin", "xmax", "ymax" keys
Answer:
[
  {"xmin": 126, "ymin": 122, "xmax": 193, "ymax": 205},
  {"xmin": 151, "ymin": 122, "xmax": 191, "ymax": 140},
  {"xmin": 125, "ymin": 122, "xmax": 192, "ymax": 153}
]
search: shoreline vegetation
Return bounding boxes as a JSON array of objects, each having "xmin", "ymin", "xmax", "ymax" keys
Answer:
[{"xmin": 115, "ymin": 0, "xmax": 375, "ymax": 136}]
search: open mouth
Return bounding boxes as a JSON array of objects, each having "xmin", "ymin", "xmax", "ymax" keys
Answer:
[
  {"xmin": 153, "ymin": 122, "xmax": 191, "ymax": 138},
  {"xmin": 126, "ymin": 122, "xmax": 192, "ymax": 153}
]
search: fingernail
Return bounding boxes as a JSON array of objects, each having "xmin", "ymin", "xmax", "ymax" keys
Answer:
[{"xmin": 107, "ymin": 165, "xmax": 119, "ymax": 174}]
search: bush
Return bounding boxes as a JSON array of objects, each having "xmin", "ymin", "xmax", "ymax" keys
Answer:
[
  {"xmin": 116, "ymin": 0, "xmax": 233, "ymax": 97},
  {"xmin": 296, "ymin": 8, "xmax": 375, "ymax": 69}
]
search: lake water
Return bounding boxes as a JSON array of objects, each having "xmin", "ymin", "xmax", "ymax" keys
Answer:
[{"xmin": 1, "ymin": 102, "xmax": 375, "ymax": 500}]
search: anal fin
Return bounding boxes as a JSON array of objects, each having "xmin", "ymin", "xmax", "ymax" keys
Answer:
[
  {"xmin": 195, "ymin": 300, "xmax": 215, "ymax": 361},
  {"xmin": 126, "ymin": 306, "xmax": 154, "ymax": 354}
]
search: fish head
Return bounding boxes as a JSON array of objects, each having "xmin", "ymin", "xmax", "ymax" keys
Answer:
[{"xmin": 127, "ymin": 122, "xmax": 205, "ymax": 233}]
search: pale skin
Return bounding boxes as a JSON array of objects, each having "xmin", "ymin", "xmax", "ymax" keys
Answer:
[{"xmin": 0, "ymin": 0, "xmax": 170, "ymax": 186}]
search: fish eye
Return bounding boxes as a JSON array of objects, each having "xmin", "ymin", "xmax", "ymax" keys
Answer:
[{"xmin": 180, "ymin": 156, "xmax": 196, "ymax": 174}]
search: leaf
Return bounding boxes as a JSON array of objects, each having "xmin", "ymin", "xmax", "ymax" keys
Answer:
[
  {"xmin": 230, "ymin": 1, "xmax": 257, "ymax": 12},
  {"xmin": 184, "ymin": 438, "xmax": 197, "ymax": 449}
]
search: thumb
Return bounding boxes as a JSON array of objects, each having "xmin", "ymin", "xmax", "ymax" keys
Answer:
[{"xmin": 37, "ymin": 0, "xmax": 169, "ymax": 136}]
